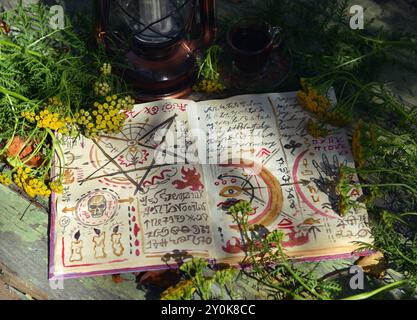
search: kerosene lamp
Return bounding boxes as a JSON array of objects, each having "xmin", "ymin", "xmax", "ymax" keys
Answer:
[{"xmin": 95, "ymin": 0, "xmax": 216, "ymax": 101}]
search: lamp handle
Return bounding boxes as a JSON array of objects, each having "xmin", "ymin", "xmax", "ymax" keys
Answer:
[{"xmin": 186, "ymin": 0, "xmax": 216, "ymax": 51}]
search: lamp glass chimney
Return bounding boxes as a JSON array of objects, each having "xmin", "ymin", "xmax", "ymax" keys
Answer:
[{"xmin": 116, "ymin": 0, "xmax": 191, "ymax": 45}]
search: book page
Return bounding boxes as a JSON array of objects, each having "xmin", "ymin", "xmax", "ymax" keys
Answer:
[
  {"xmin": 195, "ymin": 92, "xmax": 372, "ymax": 264},
  {"xmin": 50, "ymin": 99, "xmax": 213, "ymax": 279}
]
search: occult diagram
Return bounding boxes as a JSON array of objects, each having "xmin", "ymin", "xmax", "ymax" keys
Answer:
[
  {"xmin": 56, "ymin": 109, "xmax": 201, "ymax": 271},
  {"xmin": 214, "ymin": 159, "xmax": 283, "ymax": 229},
  {"xmin": 211, "ymin": 158, "xmax": 283, "ymax": 255},
  {"xmin": 79, "ymin": 115, "xmax": 188, "ymax": 194}
]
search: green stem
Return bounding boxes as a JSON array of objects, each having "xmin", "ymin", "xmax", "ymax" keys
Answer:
[
  {"xmin": 353, "ymin": 168, "xmax": 416, "ymax": 181},
  {"xmin": 394, "ymin": 247, "xmax": 417, "ymax": 265},
  {"xmin": 333, "ymin": 51, "xmax": 377, "ymax": 72},
  {"xmin": 358, "ymin": 183, "xmax": 417, "ymax": 196},
  {"xmin": 0, "ymin": 86, "xmax": 30, "ymax": 102},
  {"xmin": 400, "ymin": 212, "xmax": 417, "ymax": 217},
  {"xmin": 27, "ymin": 28, "xmax": 67, "ymax": 49},
  {"xmin": 356, "ymin": 34, "xmax": 417, "ymax": 48},
  {"xmin": 14, "ymin": 127, "xmax": 38, "ymax": 162},
  {"xmin": 0, "ymin": 95, "xmax": 19, "ymax": 156},
  {"xmin": 378, "ymin": 91, "xmax": 417, "ymax": 126},
  {"xmin": 0, "ymin": 39, "xmax": 44, "ymax": 58},
  {"xmin": 21, "ymin": 131, "xmax": 48, "ymax": 166},
  {"xmin": 278, "ymin": 245, "xmax": 328, "ymax": 300},
  {"xmin": 46, "ymin": 129, "xmax": 65, "ymax": 178},
  {"xmin": 41, "ymin": 152, "xmax": 55, "ymax": 181},
  {"xmin": 242, "ymin": 270, "xmax": 307, "ymax": 300},
  {"xmin": 341, "ymin": 280, "xmax": 408, "ymax": 300}
]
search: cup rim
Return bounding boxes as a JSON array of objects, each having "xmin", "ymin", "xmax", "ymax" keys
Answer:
[{"xmin": 226, "ymin": 18, "xmax": 276, "ymax": 56}]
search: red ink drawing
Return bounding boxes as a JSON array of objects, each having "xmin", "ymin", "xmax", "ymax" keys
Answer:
[
  {"xmin": 134, "ymin": 223, "xmax": 140, "ymax": 237},
  {"xmin": 282, "ymin": 231, "xmax": 310, "ymax": 247},
  {"xmin": 222, "ymin": 237, "xmax": 245, "ymax": 254},
  {"xmin": 256, "ymin": 148, "xmax": 271, "ymax": 158},
  {"xmin": 172, "ymin": 167, "xmax": 204, "ymax": 191},
  {"xmin": 142, "ymin": 169, "xmax": 173, "ymax": 188},
  {"xmin": 278, "ymin": 218, "xmax": 294, "ymax": 229}
]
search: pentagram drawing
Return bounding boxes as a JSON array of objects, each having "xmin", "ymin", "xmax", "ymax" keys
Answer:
[{"xmin": 78, "ymin": 114, "xmax": 187, "ymax": 194}]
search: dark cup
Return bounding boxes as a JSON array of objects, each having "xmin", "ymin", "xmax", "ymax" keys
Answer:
[{"xmin": 227, "ymin": 19, "xmax": 280, "ymax": 74}]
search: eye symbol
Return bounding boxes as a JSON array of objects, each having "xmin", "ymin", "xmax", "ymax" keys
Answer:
[{"xmin": 219, "ymin": 186, "xmax": 242, "ymax": 198}]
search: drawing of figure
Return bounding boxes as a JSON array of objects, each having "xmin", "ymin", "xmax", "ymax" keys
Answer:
[
  {"xmin": 93, "ymin": 230, "xmax": 107, "ymax": 259},
  {"xmin": 111, "ymin": 226, "xmax": 124, "ymax": 256},
  {"xmin": 69, "ymin": 230, "xmax": 83, "ymax": 262},
  {"xmin": 70, "ymin": 240, "xmax": 83, "ymax": 262}
]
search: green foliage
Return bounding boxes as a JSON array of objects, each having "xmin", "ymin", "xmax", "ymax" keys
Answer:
[
  {"xmin": 0, "ymin": 3, "xmax": 92, "ymax": 110},
  {"xmin": 193, "ymin": 45, "xmax": 225, "ymax": 93},
  {"xmin": 254, "ymin": 0, "xmax": 417, "ymax": 297},
  {"xmin": 261, "ymin": 0, "xmax": 417, "ymax": 78},
  {"xmin": 228, "ymin": 200, "xmax": 343, "ymax": 300},
  {"xmin": 0, "ymin": 3, "xmax": 132, "ymax": 197},
  {"xmin": 160, "ymin": 258, "xmax": 238, "ymax": 300},
  {"xmin": 229, "ymin": 200, "xmax": 416, "ymax": 300}
]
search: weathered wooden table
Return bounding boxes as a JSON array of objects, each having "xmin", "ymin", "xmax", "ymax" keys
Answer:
[{"xmin": 1, "ymin": 0, "xmax": 417, "ymax": 300}]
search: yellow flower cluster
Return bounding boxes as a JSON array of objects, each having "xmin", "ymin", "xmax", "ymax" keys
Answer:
[
  {"xmin": 306, "ymin": 119, "xmax": 329, "ymax": 138},
  {"xmin": 94, "ymin": 81, "xmax": 111, "ymax": 96},
  {"xmin": 160, "ymin": 280, "xmax": 196, "ymax": 300},
  {"xmin": 74, "ymin": 95, "xmax": 135, "ymax": 138},
  {"xmin": 352, "ymin": 122, "xmax": 365, "ymax": 168},
  {"xmin": 48, "ymin": 96, "xmax": 64, "ymax": 108},
  {"xmin": 297, "ymin": 81, "xmax": 331, "ymax": 116},
  {"xmin": 297, "ymin": 79, "xmax": 350, "ymax": 127},
  {"xmin": 324, "ymin": 110, "xmax": 351, "ymax": 127},
  {"xmin": 193, "ymin": 79, "xmax": 225, "ymax": 93},
  {"xmin": 0, "ymin": 174, "xmax": 12, "ymax": 186},
  {"xmin": 13, "ymin": 167, "xmax": 51, "ymax": 198},
  {"xmin": 35, "ymin": 110, "xmax": 72, "ymax": 134},
  {"xmin": 22, "ymin": 109, "xmax": 73, "ymax": 135},
  {"xmin": 100, "ymin": 63, "xmax": 112, "ymax": 76},
  {"xmin": 49, "ymin": 181, "xmax": 63, "ymax": 194},
  {"xmin": 21, "ymin": 111, "xmax": 36, "ymax": 122}
]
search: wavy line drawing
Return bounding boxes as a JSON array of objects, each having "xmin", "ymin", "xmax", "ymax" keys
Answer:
[{"xmin": 142, "ymin": 169, "xmax": 173, "ymax": 188}]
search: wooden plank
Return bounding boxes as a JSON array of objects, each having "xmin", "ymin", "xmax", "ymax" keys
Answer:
[
  {"xmin": 0, "ymin": 279, "xmax": 20, "ymax": 300},
  {"xmin": 0, "ymin": 261, "xmax": 47, "ymax": 300}
]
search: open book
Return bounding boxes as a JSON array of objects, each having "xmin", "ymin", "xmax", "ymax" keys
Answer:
[{"xmin": 49, "ymin": 91, "xmax": 372, "ymax": 279}]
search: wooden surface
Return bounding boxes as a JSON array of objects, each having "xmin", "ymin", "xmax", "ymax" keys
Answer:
[
  {"xmin": 0, "ymin": 279, "xmax": 20, "ymax": 300},
  {"xmin": 0, "ymin": 0, "xmax": 416, "ymax": 300}
]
